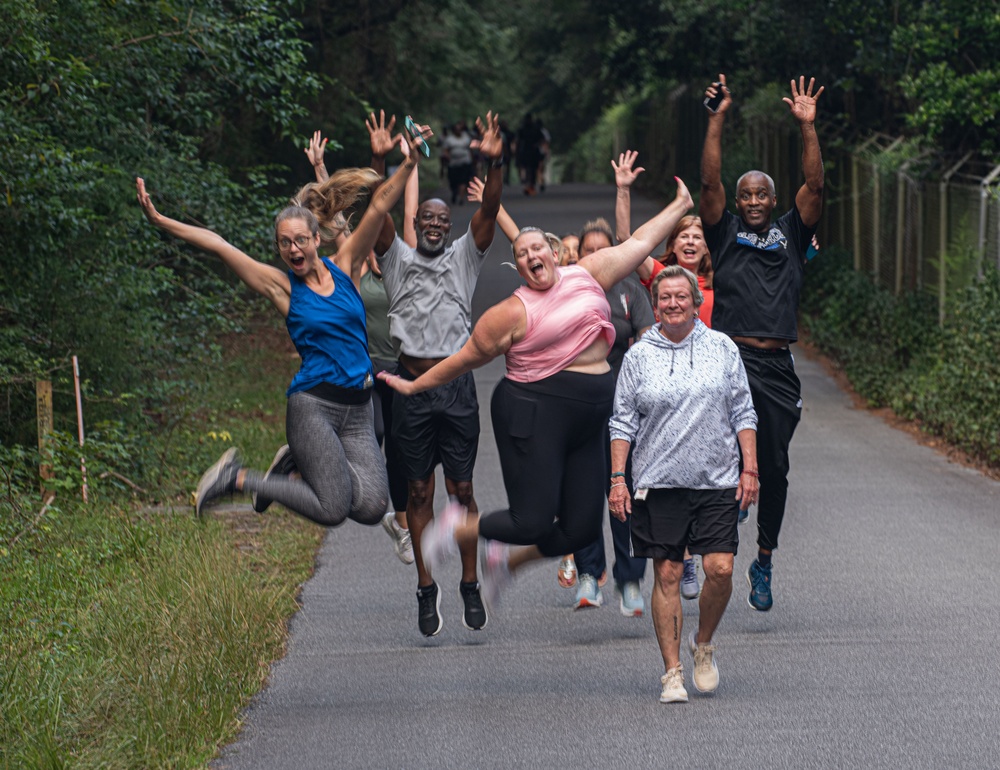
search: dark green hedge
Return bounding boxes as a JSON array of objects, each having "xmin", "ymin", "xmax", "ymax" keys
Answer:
[{"xmin": 801, "ymin": 248, "xmax": 1000, "ymax": 467}]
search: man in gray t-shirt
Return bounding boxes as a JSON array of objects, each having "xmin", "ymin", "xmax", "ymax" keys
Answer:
[{"xmin": 374, "ymin": 113, "xmax": 504, "ymax": 637}]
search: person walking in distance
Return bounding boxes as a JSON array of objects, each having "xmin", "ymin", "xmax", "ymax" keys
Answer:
[{"xmin": 698, "ymin": 74, "xmax": 825, "ymax": 612}]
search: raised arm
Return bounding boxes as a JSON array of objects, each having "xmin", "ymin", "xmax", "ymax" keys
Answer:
[
  {"xmin": 612, "ymin": 150, "xmax": 644, "ymax": 242},
  {"xmin": 378, "ymin": 296, "xmax": 525, "ymax": 396},
  {"xmin": 366, "ymin": 110, "xmax": 400, "ymax": 177},
  {"xmin": 135, "ymin": 178, "xmax": 290, "ymax": 315},
  {"xmin": 305, "ymin": 130, "xmax": 351, "ymax": 250},
  {"xmin": 399, "ymin": 136, "xmax": 420, "ymax": 248},
  {"xmin": 581, "ymin": 177, "xmax": 693, "ymax": 291},
  {"xmin": 699, "ymin": 74, "xmax": 732, "ymax": 228},
  {"xmin": 336, "ymin": 125, "xmax": 429, "ymax": 281},
  {"xmin": 784, "ymin": 76, "xmax": 825, "ymax": 227},
  {"xmin": 468, "ymin": 175, "xmax": 519, "ymax": 242},
  {"xmin": 470, "ymin": 111, "xmax": 504, "ymax": 251}
]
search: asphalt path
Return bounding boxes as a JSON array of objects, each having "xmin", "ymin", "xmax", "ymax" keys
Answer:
[{"xmin": 214, "ymin": 182, "xmax": 1000, "ymax": 769}]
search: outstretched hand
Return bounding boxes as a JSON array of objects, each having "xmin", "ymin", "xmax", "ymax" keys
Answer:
[
  {"xmin": 705, "ymin": 74, "xmax": 733, "ymax": 115},
  {"xmin": 467, "ymin": 176, "xmax": 485, "ymax": 204},
  {"xmin": 135, "ymin": 178, "xmax": 162, "ymax": 226},
  {"xmin": 783, "ymin": 76, "xmax": 824, "ymax": 125},
  {"xmin": 377, "ymin": 370, "xmax": 418, "ymax": 396},
  {"xmin": 612, "ymin": 150, "xmax": 645, "ymax": 189},
  {"xmin": 366, "ymin": 110, "xmax": 401, "ymax": 159},
  {"xmin": 471, "ymin": 111, "xmax": 502, "ymax": 161},
  {"xmin": 673, "ymin": 176, "xmax": 693, "ymax": 212},
  {"xmin": 305, "ymin": 130, "xmax": 328, "ymax": 168}
]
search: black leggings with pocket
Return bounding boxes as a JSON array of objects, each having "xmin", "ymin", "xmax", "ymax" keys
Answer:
[{"xmin": 480, "ymin": 371, "xmax": 614, "ymax": 558}]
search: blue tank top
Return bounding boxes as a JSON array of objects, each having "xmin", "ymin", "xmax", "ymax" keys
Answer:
[{"xmin": 285, "ymin": 258, "xmax": 373, "ymax": 396}]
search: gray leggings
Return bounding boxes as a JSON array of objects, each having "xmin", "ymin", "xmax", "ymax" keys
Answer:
[{"xmin": 242, "ymin": 391, "xmax": 389, "ymax": 527}]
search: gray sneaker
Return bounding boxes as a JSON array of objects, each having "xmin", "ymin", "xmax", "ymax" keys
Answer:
[
  {"xmin": 618, "ymin": 581, "xmax": 644, "ymax": 617},
  {"xmin": 195, "ymin": 448, "xmax": 242, "ymax": 518},
  {"xmin": 681, "ymin": 558, "xmax": 700, "ymax": 600},
  {"xmin": 574, "ymin": 573, "xmax": 603, "ymax": 609},
  {"xmin": 251, "ymin": 445, "xmax": 296, "ymax": 513},
  {"xmin": 381, "ymin": 511, "xmax": 415, "ymax": 564}
]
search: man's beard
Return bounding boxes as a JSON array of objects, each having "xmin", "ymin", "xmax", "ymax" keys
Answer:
[{"xmin": 416, "ymin": 230, "xmax": 449, "ymax": 256}]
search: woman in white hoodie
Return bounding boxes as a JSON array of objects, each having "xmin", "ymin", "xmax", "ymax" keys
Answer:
[{"xmin": 608, "ymin": 265, "xmax": 758, "ymax": 704}]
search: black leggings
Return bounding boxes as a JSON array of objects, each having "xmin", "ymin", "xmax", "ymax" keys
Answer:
[{"xmin": 480, "ymin": 371, "xmax": 614, "ymax": 558}]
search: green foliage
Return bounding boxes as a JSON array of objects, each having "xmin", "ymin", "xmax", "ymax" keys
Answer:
[
  {"xmin": 801, "ymin": 252, "xmax": 1000, "ymax": 468},
  {"xmin": 894, "ymin": 0, "xmax": 1000, "ymax": 155}
]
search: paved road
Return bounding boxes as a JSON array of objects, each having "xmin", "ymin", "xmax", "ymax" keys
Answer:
[{"xmin": 215, "ymin": 183, "xmax": 1000, "ymax": 769}]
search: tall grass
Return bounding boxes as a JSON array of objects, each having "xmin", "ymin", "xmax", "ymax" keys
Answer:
[{"xmin": 1, "ymin": 315, "xmax": 323, "ymax": 768}]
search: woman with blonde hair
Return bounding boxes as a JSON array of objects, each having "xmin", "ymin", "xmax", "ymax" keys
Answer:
[{"xmin": 136, "ymin": 120, "xmax": 431, "ymax": 527}]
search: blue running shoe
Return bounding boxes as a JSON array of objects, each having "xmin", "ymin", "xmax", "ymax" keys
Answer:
[
  {"xmin": 738, "ymin": 506, "xmax": 749, "ymax": 524},
  {"xmin": 747, "ymin": 560, "xmax": 773, "ymax": 611}
]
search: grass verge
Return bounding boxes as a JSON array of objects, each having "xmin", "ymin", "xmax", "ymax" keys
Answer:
[{"xmin": 1, "ymin": 316, "xmax": 322, "ymax": 768}]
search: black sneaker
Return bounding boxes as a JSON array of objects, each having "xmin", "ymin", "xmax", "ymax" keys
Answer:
[
  {"xmin": 416, "ymin": 582, "xmax": 442, "ymax": 637},
  {"xmin": 251, "ymin": 445, "xmax": 296, "ymax": 513},
  {"xmin": 459, "ymin": 581, "xmax": 488, "ymax": 630},
  {"xmin": 195, "ymin": 447, "xmax": 242, "ymax": 518}
]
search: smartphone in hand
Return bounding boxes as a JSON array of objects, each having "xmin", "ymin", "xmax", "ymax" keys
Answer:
[
  {"xmin": 703, "ymin": 83, "xmax": 727, "ymax": 113},
  {"xmin": 404, "ymin": 115, "xmax": 431, "ymax": 157}
]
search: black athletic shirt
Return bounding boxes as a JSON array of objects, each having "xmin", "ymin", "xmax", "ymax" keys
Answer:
[{"xmin": 703, "ymin": 207, "xmax": 815, "ymax": 342}]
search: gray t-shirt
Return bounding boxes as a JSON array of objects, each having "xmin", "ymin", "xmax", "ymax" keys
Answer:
[{"xmin": 378, "ymin": 226, "xmax": 489, "ymax": 358}]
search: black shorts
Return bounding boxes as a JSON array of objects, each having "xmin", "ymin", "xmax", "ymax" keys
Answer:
[
  {"xmin": 392, "ymin": 365, "xmax": 479, "ymax": 482},
  {"xmin": 629, "ymin": 487, "xmax": 739, "ymax": 562}
]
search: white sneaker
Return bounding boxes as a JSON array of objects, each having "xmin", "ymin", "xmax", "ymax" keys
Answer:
[
  {"xmin": 681, "ymin": 558, "xmax": 700, "ymax": 600},
  {"xmin": 557, "ymin": 556, "xmax": 577, "ymax": 588},
  {"xmin": 381, "ymin": 511, "xmax": 414, "ymax": 564},
  {"xmin": 479, "ymin": 539, "xmax": 512, "ymax": 610},
  {"xmin": 420, "ymin": 498, "xmax": 464, "ymax": 570},
  {"xmin": 688, "ymin": 629, "xmax": 719, "ymax": 694},
  {"xmin": 659, "ymin": 664, "xmax": 688, "ymax": 703},
  {"xmin": 618, "ymin": 581, "xmax": 644, "ymax": 617}
]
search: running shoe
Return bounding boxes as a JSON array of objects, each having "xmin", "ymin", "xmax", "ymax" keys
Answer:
[
  {"xmin": 416, "ymin": 581, "xmax": 442, "ymax": 637},
  {"xmin": 479, "ymin": 540, "xmax": 512, "ymax": 610},
  {"xmin": 574, "ymin": 573, "xmax": 603, "ymax": 609},
  {"xmin": 659, "ymin": 665, "xmax": 688, "ymax": 703},
  {"xmin": 420, "ymin": 498, "xmax": 464, "ymax": 570},
  {"xmin": 557, "ymin": 556, "xmax": 577, "ymax": 588},
  {"xmin": 251, "ymin": 445, "xmax": 296, "ymax": 513},
  {"xmin": 195, "ymin": 447, "xmax": 242, "ymax": 518},
  {"xmin": 618, "ymin": 581, "xmax": 644, "ymax": 617},
  {"xmin": 381, "ymin": 511, "xmax": 415, "ymax": 565},
  {"xmin": 681, "ymin": 558, "xmax": 700, "ymax": 600},
  {"xmin": 597, "ymin": 570, "xmax": 608, "ymax": 588},
  {"xmin": 459, "ymin": 581, "xmax": 488, "ymax": 630},
  {"xmin": 738, "ymin": 505, "xmax": 749, "ymax": 525},
  {"xmin": 688, "ymin": 629, "xmax": 720, "ymax": 694},
  {"xmin": 747, "ymin": 559, "xmax": 773, "ymax": 612}
]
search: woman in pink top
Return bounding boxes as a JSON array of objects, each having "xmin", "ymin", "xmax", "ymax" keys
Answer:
[{"xmin": 380, "ymin": 178, "xmax": 693, "ymax": 609}]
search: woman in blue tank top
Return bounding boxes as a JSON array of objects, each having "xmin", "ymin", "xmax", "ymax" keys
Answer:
[{"xmin": 135, "ymin": 121, "xmax": 431, "ymax": 528}]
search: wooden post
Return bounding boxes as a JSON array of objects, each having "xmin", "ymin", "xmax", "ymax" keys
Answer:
[
  {"xmin": 36, "ymin": 380, "xmax": 53, "ymax": 494},
  {"xmin": 73, "ymin": 356, "xmax": 88, "ymax": 503}
]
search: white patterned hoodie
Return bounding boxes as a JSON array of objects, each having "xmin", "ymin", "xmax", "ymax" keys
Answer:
[{"xmin": 610, "ymin": 319, "xmax": 757, "ymax": 490}]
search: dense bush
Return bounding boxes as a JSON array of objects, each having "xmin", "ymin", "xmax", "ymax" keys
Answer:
[{"xmin": 801, "ymin": 250, "xmax": 1000, "ymax": 467}]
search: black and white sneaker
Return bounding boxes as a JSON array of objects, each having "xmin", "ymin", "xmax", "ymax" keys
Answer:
[
  {"xmin": 195, "ymin": 447, "xmax": 242, "ymax": 518},
  {"xmin": 417, "ymin": 582, "xmax": 442, "ymax": 637},
  {"xmin": 459, "ymin": 581, "xmax": 488, "ymax": 630},
  {"xmin": 251, "ymin": 445, "xmax": 296, "ymax": 513}
]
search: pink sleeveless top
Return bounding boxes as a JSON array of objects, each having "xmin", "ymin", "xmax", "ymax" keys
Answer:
[{"xmin": 505, "ymin": 265, "xmax": 615, "ymax": 383}]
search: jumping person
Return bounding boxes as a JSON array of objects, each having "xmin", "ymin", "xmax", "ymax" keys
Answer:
[
  {"xmin": 379, "ymin": 178, "xmax": 694, "ymax": 612},
  {"xmin": 136, "ymin": 120, "xmax": 430, "ymax": 530},
  {"xmin": 699, "ymin": 74, "xmax": 825, "ymax": 611},
  {"xmin": 372, "ymin": 111, "xmax": 505, "ymax": 637}
]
